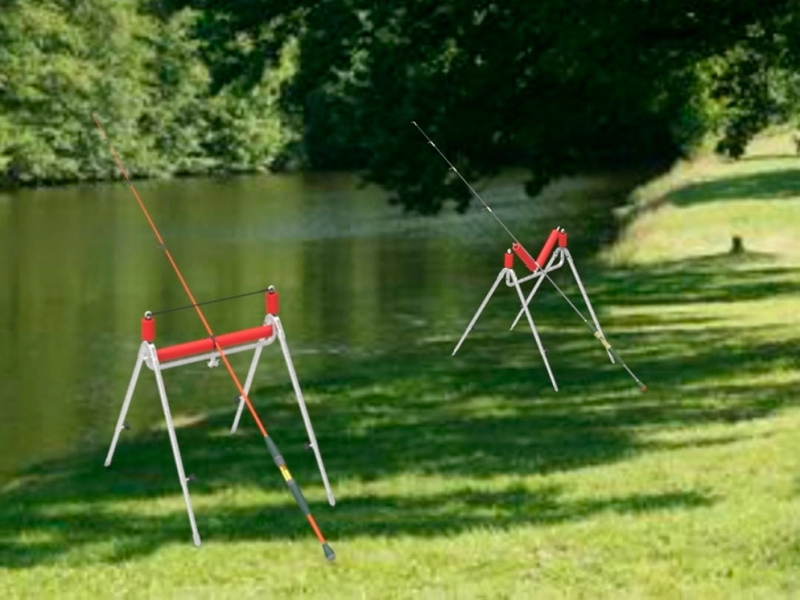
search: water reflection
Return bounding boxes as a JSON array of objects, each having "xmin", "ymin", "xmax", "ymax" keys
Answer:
[{"xmin": 0, "ymin": 170, "xmax": 644, "ymax": 483}]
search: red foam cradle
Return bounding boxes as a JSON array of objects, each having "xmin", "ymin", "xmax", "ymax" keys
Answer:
[
  {"xmin": 511, "ymin": 228, "xmax": 563, "ymax": 274},
  {"xmin": 512, "ymin": 242, "xmax": 538, "ymax": 272},
  {"xmin": 156, "ymin": 324, "xmax": 274, "ymax": 362},
  {"xmin": 535, "ymin": 228, "xmax": 560, "ymax": 267}
]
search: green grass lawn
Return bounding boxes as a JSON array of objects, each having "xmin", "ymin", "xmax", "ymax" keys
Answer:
[{"xmin": 2, "ymin": 138, "xmax": 800, "ymax": 599}]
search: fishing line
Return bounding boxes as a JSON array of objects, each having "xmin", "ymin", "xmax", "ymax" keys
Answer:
[{"xmin": 152, "ymin": 287, "xmax": 272, "ymax": 316}]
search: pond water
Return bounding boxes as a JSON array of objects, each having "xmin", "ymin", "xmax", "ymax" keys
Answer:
[{"xmin": 0, "ymin": 169, "xmax": 647, "ymax": 484}]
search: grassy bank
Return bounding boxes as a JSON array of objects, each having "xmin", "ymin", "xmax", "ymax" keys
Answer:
[{"xmin": 2, "ymin": 138, "xmax": 800, "ymax": 599}]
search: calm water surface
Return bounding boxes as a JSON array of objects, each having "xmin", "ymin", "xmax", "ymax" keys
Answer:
[{"xmin": 0, "ymin": 170, "xmax": 642, "ymax": 484}]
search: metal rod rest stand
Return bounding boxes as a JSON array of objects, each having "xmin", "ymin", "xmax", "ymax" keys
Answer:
[{"xmin": 105, "ymin": 304, "xmax": 336, "ymax": 548}]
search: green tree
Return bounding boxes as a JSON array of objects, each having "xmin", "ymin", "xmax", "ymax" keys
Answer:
[
  {"xmin": 709, "ymin": 5, "xmax": 800, "ymax": 158},
  {"xmin": 0, "ymin": 0, "xmax": 154, "ymax": 183},
  {"xmin": 172, "ymin": 0, "xmax": 799, "ymax": 213},
  {"xmin": 0, "ymin": 0, "xmax": 296, "ymax": 186}
]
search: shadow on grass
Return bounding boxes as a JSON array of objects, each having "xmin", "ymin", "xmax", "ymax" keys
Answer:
[
  {"xmin": 739, "ymin": 154, "xmax": 800, "ymax": 163},
  {"xmin": 587, "ymin": 253, "xmax": 800, "ymax": 306},
  {"xmin": 1, "ymin": 248, "xmax": 797, "ymax": 567},
  {"xmin": 0, "ymin": 327, "xmax": 790, "ymax": 568},
  {"xmin": 665, "ymin": 168, "xmax": 800, "ymax": 206},
  {"xmin": 0, "ymin": 483, "xmax": 714, "ymax": 568}
]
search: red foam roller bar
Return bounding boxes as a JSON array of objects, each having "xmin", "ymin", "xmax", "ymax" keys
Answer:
[
  {"xmin": 156, "ymin": 324, "xmax": 274, "ymax": 362},
  {"xmin": 504, "ymin": 250, "xmax": 514, "ymax": 269},
  {"xmin": 512, "ymin": 242, "xmax": 539, "ymax": 273},
  {"xmin": 558, "ymin": 230, "xmax": 568, "ymax": 248},
  {"xmin": 536, "ymin": 229, "xmax": 560, "ymax": 267}
]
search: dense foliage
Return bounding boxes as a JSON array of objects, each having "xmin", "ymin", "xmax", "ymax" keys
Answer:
[
  {"xmin": 171, "ymin": 0, "xmax": 800, "ymax": 212},
  {"xmin": 0, "ymin": 0, "xmax": 295, "ymax": 186},
  {"xmin": 3, "ymin": 0, "xmax": 800, "ymax": 213}
]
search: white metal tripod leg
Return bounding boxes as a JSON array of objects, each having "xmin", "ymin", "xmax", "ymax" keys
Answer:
[
  {"xmin": 509, "ymin": 251, "xmax": 561, "ymax": 331},
  {"xmin": 510, "ymin": 272, "xmax": 559, "ymax": 392},
  {"xmin": 151, "ymin": 352, "xmax": 202, "ymax": 547},
  {"xmin": 564, "ymin": 249, "xmax": 614, "ymax": 364},
  {"xmin": 453, "ymin": 269, "xmax": 508, "ymax": 356},
  {"xmin": 273, "ymin": 317, "xmax": 336, "ymax": 507},
  {"xmin": 105, "ymin": 343, "xmax": 146, "ymax": 467},
  {"xmin": 231, "ymin": 339, "xmax": 266, "ymax": 434}
]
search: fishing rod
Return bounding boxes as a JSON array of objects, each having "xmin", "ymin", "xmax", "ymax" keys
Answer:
[
  {"xmin": 412, "ymin": 121, "xmax": 646, "ymax": 391},
  {"xmin": 92, "ymin": 113, "xmax": 336, "ymax": 561}
]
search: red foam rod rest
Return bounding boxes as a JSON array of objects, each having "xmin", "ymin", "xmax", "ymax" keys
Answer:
[
  {"xmin": 512, "ymin": 243, "xmax": 539, "ymax": 272},
  {"xmin": 504, "ymin": 251, "xmax": 514, "ymax": 268},
  {"xmin": 141, "ymin": 316, "xmax": 155, "ymax": 342},
  {"xmin": 536, "ymin": 229, "xmax": 560, "ymax": 267},
  {"xmin": 558, "ymin": 230, "xmax": 567, "ymax": 247},
  {"xmin": 266, "ymin": 290, "xmax": 279, "ymax": 315},
  {"xmin": 156, "ymin": 324, "xmax": 274, "ymax": 362}
]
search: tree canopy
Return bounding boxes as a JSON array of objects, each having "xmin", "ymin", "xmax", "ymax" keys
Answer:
[
  {"xmin": 2, "ymin": 0, "xmax": 800, "ymax": 212},
  {"xmin": 0, "ymin": 0, "xmax": 295, "ymax": 186},
  {"xmin": 169, "ymin": 0, "xmax": 800, "ymax": 212}
]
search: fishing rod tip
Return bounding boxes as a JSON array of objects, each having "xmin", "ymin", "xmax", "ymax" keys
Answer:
[{"xmin": 323, "ymin": 542, "xmax": 336, "ymax": 562}]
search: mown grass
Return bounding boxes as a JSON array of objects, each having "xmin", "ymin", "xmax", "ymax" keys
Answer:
[{"xmin": 2, "ymin": 137, "xmax": 800, "ymax": 598}]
